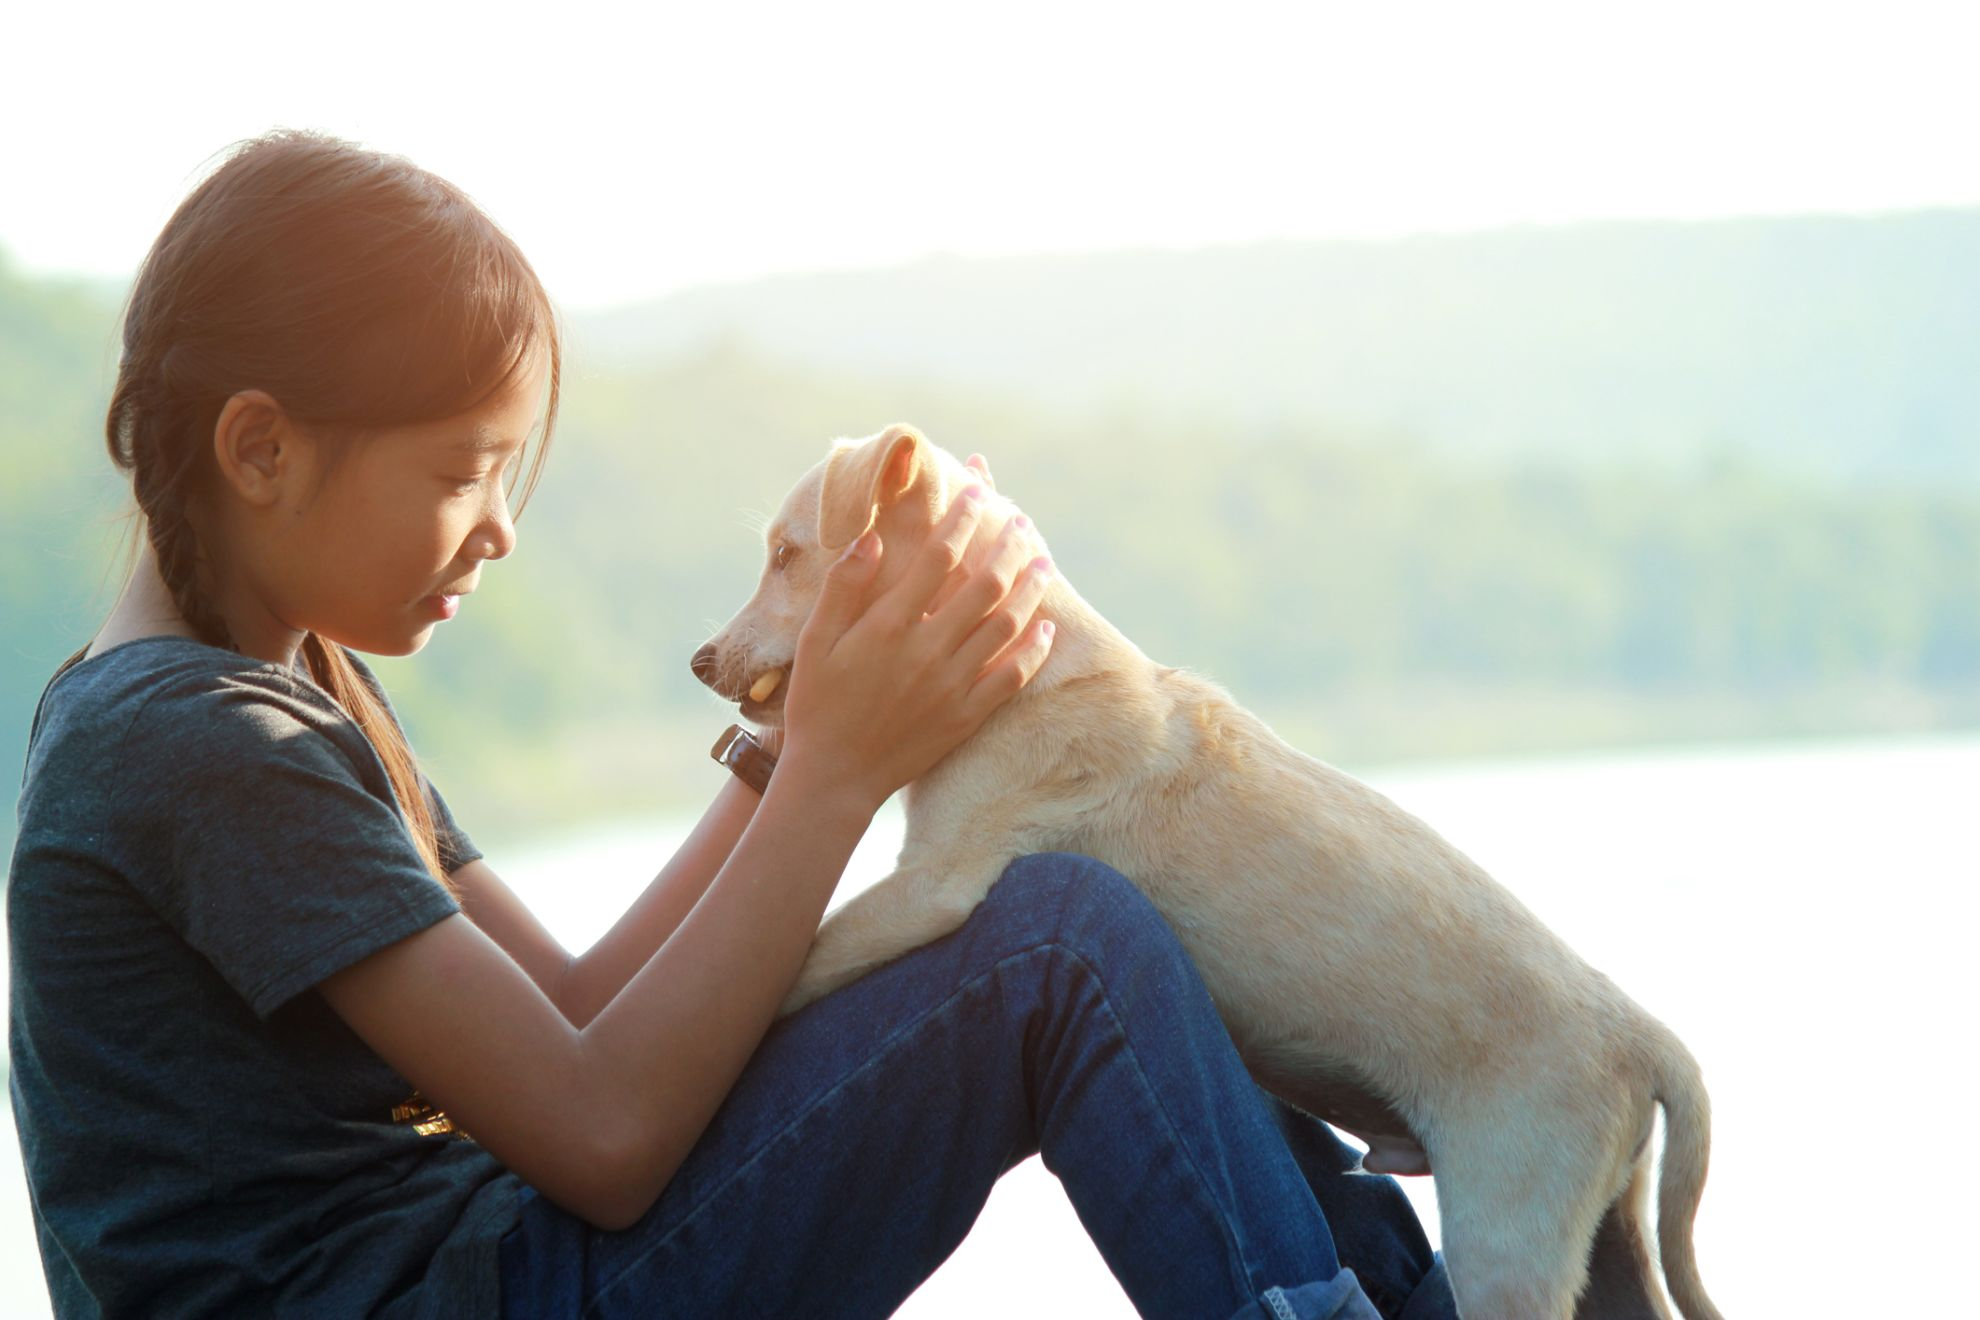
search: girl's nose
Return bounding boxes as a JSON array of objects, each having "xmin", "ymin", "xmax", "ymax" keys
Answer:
[{"xmin": 477, "ymin": 496, "xmax": 518, "ymax": 561}]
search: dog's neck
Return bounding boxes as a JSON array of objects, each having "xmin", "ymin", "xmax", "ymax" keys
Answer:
[
  {"xmin": 1024, "ymin": 576, "xmax": 1150, "ymax": 694},
  {"xmin": 933, "ymin": 491, "xmax": 1150, "ymax": 696}
]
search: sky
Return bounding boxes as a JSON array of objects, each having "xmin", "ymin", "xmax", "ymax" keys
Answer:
[{"xmin": 2, "ymin": 0, "xmax": 1974, "ymax": 310}]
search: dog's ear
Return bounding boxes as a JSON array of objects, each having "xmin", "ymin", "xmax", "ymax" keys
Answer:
[{"xmin": 816, "ymin": 424, "xmax": 941, "ymax": 550}]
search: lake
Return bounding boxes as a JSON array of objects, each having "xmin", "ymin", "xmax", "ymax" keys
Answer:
[{"xmin": 5, "ymin": 734, "xmax": 1976, "ymax": 1316}]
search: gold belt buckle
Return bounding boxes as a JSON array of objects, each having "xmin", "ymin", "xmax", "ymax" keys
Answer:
[{"xmin": 390, "ymin": 1089, "xmax": 474, "ymax": 1141}]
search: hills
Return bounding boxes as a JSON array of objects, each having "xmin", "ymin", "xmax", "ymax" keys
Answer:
[
  {"xmin": 4, "ymin": 210, "xmax": 1977, "ymax": 852},
  {"xmin": 578, "ymin": 209, "xmax": 1980, "ymax": 486}
]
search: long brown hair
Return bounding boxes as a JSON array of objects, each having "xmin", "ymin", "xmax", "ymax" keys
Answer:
[{"xmin": 103, "ymin": 128, "xmax": 561, "ymax": 896}]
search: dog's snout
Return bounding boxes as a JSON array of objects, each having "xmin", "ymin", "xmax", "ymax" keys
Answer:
[{"xmin": 690, "ymin": 642, "xmax": 718, "ymax": 689}]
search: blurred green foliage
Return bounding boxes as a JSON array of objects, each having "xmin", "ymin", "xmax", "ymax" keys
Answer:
[
  {"xmin": 4, "ymin": 234, "xmax": 1977, "ymax": 859},
  {"xmin": 582, "ymin": 209, "xmax": 1980, "ymax": 485}
]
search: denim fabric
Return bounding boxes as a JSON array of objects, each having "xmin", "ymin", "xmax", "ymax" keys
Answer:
[{"xmin": 498, "ymin": 853, "xmax": 1455, "ymax": 1319}]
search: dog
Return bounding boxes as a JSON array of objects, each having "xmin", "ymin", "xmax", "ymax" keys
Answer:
[{"xmin": 693, "ymin": 423, "xmax": 1721, "ymax": 1320}]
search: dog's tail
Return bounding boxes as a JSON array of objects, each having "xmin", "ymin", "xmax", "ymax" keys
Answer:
[{"xmin": 1652, "ymin": 1026, "xmax": 1724, "ymax": 1320}]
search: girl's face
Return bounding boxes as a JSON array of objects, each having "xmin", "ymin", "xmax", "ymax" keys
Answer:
[{"xmin": 222, "ymin": 346, "xmax": 549, "ymax": 663}]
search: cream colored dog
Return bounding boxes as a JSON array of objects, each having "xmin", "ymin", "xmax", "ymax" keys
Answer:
[{"xmin": 695, "ymin": 424, "xmax": 1721, "ymax": 1320}]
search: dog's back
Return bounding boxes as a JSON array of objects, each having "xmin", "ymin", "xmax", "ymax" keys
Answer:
[{"xmin": 957, "ymin": 656, "xmax": 1721, "ymax": 1318}]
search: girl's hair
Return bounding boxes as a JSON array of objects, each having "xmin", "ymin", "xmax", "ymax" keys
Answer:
[{"xmin": 104, "ymin": 128, "xmax": 561, "ymax": 896}]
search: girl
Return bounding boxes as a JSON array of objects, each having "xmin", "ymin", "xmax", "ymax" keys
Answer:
[{"xmin": 6, "ymin": 130, "xmax": 1454, "ymax": 1319}]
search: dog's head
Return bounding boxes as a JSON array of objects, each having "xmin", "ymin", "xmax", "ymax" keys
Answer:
[{"xmin": 691, "ymin": 423, "xmax": 1031, "ymax": 728}]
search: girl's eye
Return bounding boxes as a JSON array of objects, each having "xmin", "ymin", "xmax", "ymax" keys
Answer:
[
  {"xmin": 461, "ymin": 456, "xmax": 523, "ymax": 498},
  {"xmin": 773, "ymin": 543, "xmax": 796, "ymax": 572}
]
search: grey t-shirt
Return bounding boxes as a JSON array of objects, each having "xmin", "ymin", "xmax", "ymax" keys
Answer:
[{"xmin": 7, "ymin": 636, "xmax": 525, "ymax": 1318}]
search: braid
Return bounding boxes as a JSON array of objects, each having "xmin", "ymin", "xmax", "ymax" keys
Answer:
[
  {"xmin": 145, "ymin": 499, "xmax": 235, "ymax": 653},
  {"xmin": 302, "ymin": 633, "xmax": 455, "ymax": 896},
  {"xmin": 109, "ymin": 363, "xmax": 237, "ymax": 653}
]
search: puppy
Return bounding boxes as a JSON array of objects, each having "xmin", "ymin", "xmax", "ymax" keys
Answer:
[{"xmin": 695, "ymin": 424, "xmax": 1721, "ymax": 1320}]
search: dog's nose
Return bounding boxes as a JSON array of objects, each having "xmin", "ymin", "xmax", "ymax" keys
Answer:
[{"xmin": 690, "ymin": 642, "xmax": 718, "ymax": 689}]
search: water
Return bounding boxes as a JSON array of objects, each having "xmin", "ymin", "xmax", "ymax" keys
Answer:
[{"xmin": 5, "ymin": 735, "xmax": 1975, "ymax": 1316}]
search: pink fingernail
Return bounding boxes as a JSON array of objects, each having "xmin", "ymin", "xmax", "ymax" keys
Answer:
[
  {"xmin": 1031, "ymin": 556, "xmax": 1053, "ymax": 576},
  {"xmin": 960, "ymin": 484, "xmax": 985, "ymax": 504},
  {"xmin": 1015, "ymin": 514, "xmax": 1031, "ymax": 530},
  {"xmin": 1041, "ymin": 621, "xmax": 1055, "ymax": 640}
]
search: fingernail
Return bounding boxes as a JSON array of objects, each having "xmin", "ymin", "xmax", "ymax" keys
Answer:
[
  {"xmin": 960, "ymin": 484, "xmax": 985, "ymax": 505},
  {"xmin": 1041, "ymin": 620, "xmax": 1055, "ymax": 641},
  {"xmin": 852, "ymin": 530, "xmax": 878, "ymax": 559},
  {"xmin": 1015, "ymin": 514, "xmax": 1031, "ymax": 530},
  {"xmin": 1031, "ymin": 556, "xmax": 1053, "ymax": 577}
]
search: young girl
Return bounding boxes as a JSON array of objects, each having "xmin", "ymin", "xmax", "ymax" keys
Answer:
[{"xmin": 6, "ymin": 130, "xmax": 1455, "ymax": 1319}]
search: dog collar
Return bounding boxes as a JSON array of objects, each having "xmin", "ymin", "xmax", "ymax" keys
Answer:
[{"xmin": 711, "ymin": 723, "xmax": 777, "ymax": 795}]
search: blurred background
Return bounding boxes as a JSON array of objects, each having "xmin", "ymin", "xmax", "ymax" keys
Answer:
[{"xmin": 3, "ymin": 2, "xmax": 1976, "ymax": 1316}]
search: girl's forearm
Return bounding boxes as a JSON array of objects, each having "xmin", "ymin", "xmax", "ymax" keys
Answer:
[
  {"xmin": 559, "ymin": 771, "xmax": 766, "ymax": 1029},
  {"xmin": 574, "ymin": 750, "xmax": 877, "ymax": 1230}
]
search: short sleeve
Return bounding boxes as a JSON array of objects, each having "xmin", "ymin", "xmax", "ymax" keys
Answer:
[
  {"xmin": 115, "ymin": 672, "xmax": 463, "ymax": 1020},
  {"xmin": 425, "ymin": 775, "xmax": 484, "ymax": 874}
]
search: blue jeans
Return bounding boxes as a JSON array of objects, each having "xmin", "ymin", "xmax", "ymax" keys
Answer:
[{"xmin": 497, "ymin": 853, "xmax": 1456, "ymax": 1319}]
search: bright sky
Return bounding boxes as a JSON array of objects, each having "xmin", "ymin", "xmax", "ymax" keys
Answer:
[{"xmin": 3, "ymin": 0, "xmax": 1973, "ymax": 309}]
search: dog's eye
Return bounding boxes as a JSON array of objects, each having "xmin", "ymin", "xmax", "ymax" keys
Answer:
[{"xmin": 773, "ymin": 543, "xmax": 796, "ymax": 572}]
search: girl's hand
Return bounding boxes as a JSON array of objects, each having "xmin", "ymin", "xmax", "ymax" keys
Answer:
[{"xmin": 778, "ymin": 485, "xmax": 1055, "ymax": 813}]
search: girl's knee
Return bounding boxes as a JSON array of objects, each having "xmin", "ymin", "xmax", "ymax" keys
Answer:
[
  {"xmin": 982, "ymin": 855, "xmax": 1233, "ymax": 1080},
  {"xmin": 992, "ymin": 852, "xmax": 1134, "ymax": 919},
  {"xmin": 989, "ymin": 853, "xmax": 1182, "ymax": 964}
]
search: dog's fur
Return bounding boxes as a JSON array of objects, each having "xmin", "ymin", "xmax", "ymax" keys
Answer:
[{"xmin": 696, "ymin": 424, "xmax": 1721, "ymax": 1320}]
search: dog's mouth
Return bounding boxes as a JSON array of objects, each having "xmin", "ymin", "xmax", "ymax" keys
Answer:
[
  {"xmin": 694, "ymin": 642, "xmax": 791, "ymax": 723},
  {"xmin": 738, "ymin": 666, "xmax": 788, "ymax": 724}
]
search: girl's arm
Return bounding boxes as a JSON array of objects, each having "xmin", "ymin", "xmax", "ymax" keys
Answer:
[
  {"xmin": 319, "ymin": 498, "xmax": 1055, "ymax": 1231},
  {"xmin": 461, "ymin": 453, "xmax": 997, "ymax": 1028},
  {"xmin": 323, "ymin": 748, "xmax": 879, "ymax": 1229},
  {"xmin": 453, "ymin": 766, "xmax": 771, "ymax": 1030}
]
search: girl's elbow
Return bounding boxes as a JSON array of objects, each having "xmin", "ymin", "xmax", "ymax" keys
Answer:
[
  {"xmin": 569, "ymin": 1108, "xmax": 681, "ymax": 1233},
  {"xmin": 579, "ymin": 1192, "xmax": 650, "ymax": 1235}
]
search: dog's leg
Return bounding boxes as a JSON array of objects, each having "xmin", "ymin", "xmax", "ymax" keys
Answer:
[
  {"xmin": 1429, "ymin": 1100, "xmax": 1634, "ymax": 1320},
  {"xmin": 776, "ymin": 846, "xmax": 1020, "ymax": 1018},
  {"xmin": 1573, "ymin": 1150, "xmax": 1671, "ymax": 1320}
]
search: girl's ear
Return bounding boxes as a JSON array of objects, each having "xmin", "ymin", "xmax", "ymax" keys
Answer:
[
  {"xmin": 815, "ymin": 423, "xmax": 939, "ymax": 549},
  {"xmin": 211, "ymin": 389, "xmax": 303, "ymax": 507}
]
